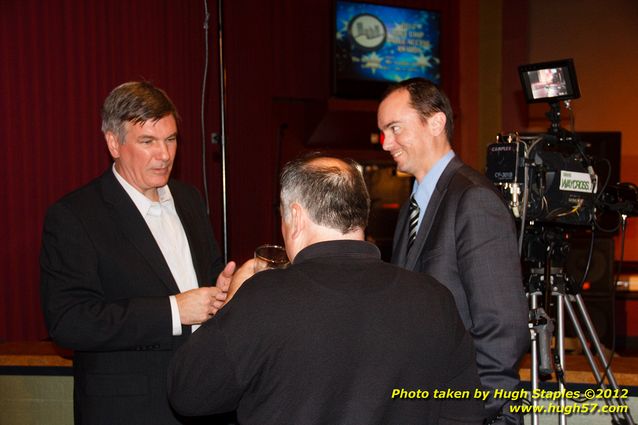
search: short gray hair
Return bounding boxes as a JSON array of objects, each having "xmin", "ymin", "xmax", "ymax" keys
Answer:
[
  {"xmin": 280, "ymin": 154, "xmax": 370, "ymax": 233},
  {"xmin": 101, "ymin": 81, "xmax": 180, "ymax": 143}
]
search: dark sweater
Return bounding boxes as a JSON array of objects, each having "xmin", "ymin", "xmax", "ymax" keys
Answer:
[{"xmin": 169, "ymin": 240, "xmax": 486, "ymax": 424}]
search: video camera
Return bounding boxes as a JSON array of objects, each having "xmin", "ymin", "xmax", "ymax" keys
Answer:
[
  {"xmin": 486, "ymin": 59, "xmax": 637, "ymax": 230},
  {"xmin": 486, "ymin": 131, "xmax": 596, "ymax": 226},
  {"xmin": 489, "ymin": 62, "xmax": 638, "ymax": 423}
]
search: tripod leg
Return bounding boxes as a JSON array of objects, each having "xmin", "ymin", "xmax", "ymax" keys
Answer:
[
  {"xmin": 530, "ymin": 293, "xmax": 541, "ymax": 425},
  {"xmin": 563, "ymin": 296, "xmax": 627, "ymax": 423},
  {"xmin": 573, "ymin": 295, "xmax": 621, "ymax": 389},
  {"xmin": 572, "ymin": 294, "xmax": 635, "ymax": 424},
  {"xmin": 556, "ymin": 294, "xmax": 567, "ymax": 425}
]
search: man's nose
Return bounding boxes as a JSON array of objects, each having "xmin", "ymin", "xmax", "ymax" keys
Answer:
[
  {"xmin": 380, "ymin": 133, "xmax": 392, "ymax": 151},
  {"xmin": 156, "ymin": 141, "xmax": 170, "ymax": 161}
]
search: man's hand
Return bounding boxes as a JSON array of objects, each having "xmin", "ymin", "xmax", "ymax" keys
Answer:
[
  {"xmin": 180, "ymin": 259, "xmax": 257, "ymax": 322},
  {"xmin": 225, "ymin": 258, "xmax": 257, "ymax": 303},
  {"xmin": 175, "ymin": 287, "xmax": 228, "ymax": 325},
  {"xmin": 215, "ymin": 261, "xmax": 236, "ymax": 292}
]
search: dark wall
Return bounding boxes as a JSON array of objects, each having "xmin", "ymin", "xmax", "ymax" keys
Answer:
[
  {"xmin": 0, "ymin": 0, "xmax": 220, "ymax": 341},
  {"xmin": 222, "ymin": 0, "xmax": 462, "ymax": 260},
  {"xmin": 1, "ymin": 0, "xmax": 463, "ymax": 341}
]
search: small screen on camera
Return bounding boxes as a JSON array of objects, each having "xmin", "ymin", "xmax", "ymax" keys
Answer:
[{"xmin": 519, "ymin": 59, "xmax": 580, "ymax": 104}]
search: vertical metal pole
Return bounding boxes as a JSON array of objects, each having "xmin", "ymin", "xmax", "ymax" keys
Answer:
[
  {"xmin": 217, "ymin": 0, "xmax": 228, "ymax": 262},
  {"xmin": 201, "ymin": 0, "xmax": 211, "ymax": 216}
]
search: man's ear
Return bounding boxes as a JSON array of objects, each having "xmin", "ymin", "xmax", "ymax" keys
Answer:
[
  {"xmin": 427, "ymin": 112, "xmax": 446, "ymax": 137},
  {"xmin": 105, "ymin": 131, "xmax": 121, "ymax": 159},
  {"xmin": 289, "ymin": 203, "xmax": 305, "ymax": 239}
]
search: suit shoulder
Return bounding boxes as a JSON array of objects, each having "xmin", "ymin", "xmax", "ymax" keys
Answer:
[
  {"xmin": 450, "ymin": 164, "xmax": 509, "ymax": 204},
  {"xmin": 392, "ymin": 265, "xmax": 457, "ymax": 301},
  {"xmin": 49, "ymin": 174, "xmax": 105, "ymax": 212},
  {"xmin": 168, "ymin": 178, "xmax": 204, "ymax": 201},
  {"xmin": 453, "ymin": 163, "xmax": 496, "ymax": 189},
  {"xmin": 167, "ymin": 177, "xmax": 196, "ymax": 192}
]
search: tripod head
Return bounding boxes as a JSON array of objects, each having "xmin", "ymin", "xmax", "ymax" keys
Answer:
[{"xmin": 523, "ymin": 225, "xmax": 583, "ymax": 297}]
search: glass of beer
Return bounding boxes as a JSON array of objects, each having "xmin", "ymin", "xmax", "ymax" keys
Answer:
[{"xmin": 254, "ymin": 244, "xmax": 289, "ymax": 272}]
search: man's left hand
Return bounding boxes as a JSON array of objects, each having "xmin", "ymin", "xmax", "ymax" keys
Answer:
[{"xmin": 215, "ymin": 261, "xmax": 236, "ymax": 292}]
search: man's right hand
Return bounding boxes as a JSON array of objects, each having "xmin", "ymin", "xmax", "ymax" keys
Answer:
[{"xmin": 175, "ymin": 287, "xmax": 227, "ymax": 325}]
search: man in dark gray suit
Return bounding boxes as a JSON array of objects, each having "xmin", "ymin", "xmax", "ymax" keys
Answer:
[
  {"xmin": 40, "ymin": 81, "xmax": 249, "ymax": 425},
  {"xmin": 377, "ymin": 78, "xmax": 529, "ymax": 424}
]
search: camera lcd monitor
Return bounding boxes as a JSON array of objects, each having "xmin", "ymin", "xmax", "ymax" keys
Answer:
[
  {"xmin": 333, "ymin": 0, "xmax": 440, "ymax": 99},
  {"xmin": 519, "ymin": 59, "xmax": 580, "ymax": 104}
]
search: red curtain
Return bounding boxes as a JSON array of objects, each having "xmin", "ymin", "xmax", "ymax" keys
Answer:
[
  {"xmin": 1, "ymin": 0, "xmax": 466, "ymax": 342},
  {"xmin": 0, "ymin": 0, "xmax": 221, "ymax": 341}
]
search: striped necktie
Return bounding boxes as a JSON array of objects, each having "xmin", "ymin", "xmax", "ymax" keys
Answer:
[{"xmin": 407, "ymin": 195, "xmax": 420, "ymax": 252}]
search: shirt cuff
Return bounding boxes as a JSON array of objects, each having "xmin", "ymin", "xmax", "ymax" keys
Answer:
[{"xmin": 169, "ymin": 295, "xmax": 183, "ymax": 336}]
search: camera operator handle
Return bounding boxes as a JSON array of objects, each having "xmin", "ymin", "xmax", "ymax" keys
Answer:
[{"xmin": 532, "ymin": 308, "xmax": 555, "ymax": 375}]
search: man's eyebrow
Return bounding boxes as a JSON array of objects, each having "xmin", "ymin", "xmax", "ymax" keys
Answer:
[
  {"xmin": 380, "ymin": 120, "xmax": 400, "ymax": 130},
  {"xmin": 137, "ymin": 132, "xmax": 178, "ymax": 140}
]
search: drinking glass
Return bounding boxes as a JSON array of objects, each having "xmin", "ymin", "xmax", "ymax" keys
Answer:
[{"xmin": 254, "ymin": 244, "xmax": 289, "ymax": 272}]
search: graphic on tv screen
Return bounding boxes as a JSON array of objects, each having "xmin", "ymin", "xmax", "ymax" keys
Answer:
[{"xmin": 335, "ymin": 1, "xmax": 440, "ymax": 85}]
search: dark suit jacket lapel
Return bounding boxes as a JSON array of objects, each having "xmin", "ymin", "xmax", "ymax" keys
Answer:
[
  {"xmin": 171, "ymin": 184, "xmax": 207, "ymax": 288},
  {"xmin": 405, "ymin": 156, "xmax": 464, "ymax": 270},
  {"xmin": 391, "ymin": 202, "xmax": 410, "ymax": 267},
  {"xmin": 100, "ymin": 170, "xmax": 181, "ymax": 294}
]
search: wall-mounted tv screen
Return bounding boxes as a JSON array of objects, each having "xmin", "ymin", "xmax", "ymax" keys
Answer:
[{"xmin": 333, "ymin": 0, "xmax": 440, "ymax": 99}]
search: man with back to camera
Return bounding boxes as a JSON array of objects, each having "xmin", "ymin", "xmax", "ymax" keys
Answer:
[
  {"xmin": 377, "ymin": 78, "xmax": 529, "ymax": 424},
  {"xmin": 168, "ymin": 154, "xmax": 487, "ymax": 424},
  {"xmin": 40, "ymin": 81, "xmax": 252, "ymax": 425}
]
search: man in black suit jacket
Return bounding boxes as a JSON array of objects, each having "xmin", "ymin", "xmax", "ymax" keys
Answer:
[
  {"xmin": 40, "ymin": 82, "xmax": 247, "ymax": 425},
  {"xmin": 377, "ymin": 79, "xmax": 530, "ymax": 424},
  {"xmin": 168, "ymin": 155, "xmax": 486, "ymax": 424}
]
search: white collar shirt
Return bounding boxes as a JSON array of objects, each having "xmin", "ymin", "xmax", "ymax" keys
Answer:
[{"xmin": 112, "ymin": 164, "xmax": 199, "ymax": 334}]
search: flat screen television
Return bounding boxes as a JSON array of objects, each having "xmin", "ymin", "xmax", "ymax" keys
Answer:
[{"xmin": 333, "ymin": 0, "xmax": 440, "ymax": 99}]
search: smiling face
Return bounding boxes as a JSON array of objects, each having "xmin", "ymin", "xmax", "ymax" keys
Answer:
[
  {"xmin": 106, "ymin": 114, "xmax": 177, "ymax": 201},
  {"xmin": 377, "ymin": 88, "xmax": 452, "ymax": 182},
  {"xmin": 377, "ymin": 88, "xmax": 435, "ymax": 182}
]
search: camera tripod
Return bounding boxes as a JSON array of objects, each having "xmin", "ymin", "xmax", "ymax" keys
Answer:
[{"xmin": 527, "ymin": 240, "xmax": 634, "ymax": 424}]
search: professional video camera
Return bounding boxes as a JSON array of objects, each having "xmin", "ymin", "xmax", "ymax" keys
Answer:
[
  {"xmin": 486, "ymin": 59, "xmax": 637, "ymax": 230},
  {"xmin": 485, "ymin": 59, "xmax": 637, "ymax": 424},
  {"xmin": 487, "ymin": 131, "xmax": 596, "ymax": 226},
  {"xmin": 486, "ymin": 59, "xmax": 597, "ymax": 227}
]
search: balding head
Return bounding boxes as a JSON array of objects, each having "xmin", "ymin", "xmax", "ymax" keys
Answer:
[{"xmin": 280, "ymin": 154, "xmax": 370, "ymax": 234}]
